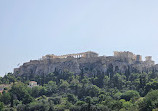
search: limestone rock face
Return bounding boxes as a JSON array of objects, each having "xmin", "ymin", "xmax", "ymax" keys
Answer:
[{"xmin": 14, "ymin": 55, "xmax": 156, "ymax": 77}]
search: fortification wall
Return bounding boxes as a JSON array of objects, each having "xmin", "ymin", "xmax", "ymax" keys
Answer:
[{"xmin": 114, "ymin": 51, "xmax": 143, "ymax": 62}]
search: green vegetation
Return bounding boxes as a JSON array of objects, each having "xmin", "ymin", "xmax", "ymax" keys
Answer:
[{"xmin": 0, "ymin": 71, "xmax": 158, "ymax": 111}]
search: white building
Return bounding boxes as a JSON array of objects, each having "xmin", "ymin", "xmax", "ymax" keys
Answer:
[{"xmin": 28, "ymin": 81, "xmax": 38, "ymax": 88}]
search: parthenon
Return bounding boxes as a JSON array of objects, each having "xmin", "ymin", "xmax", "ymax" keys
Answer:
[{"xmin": 42, "ymin": 51, "xmax": 98, "ymax": 59}]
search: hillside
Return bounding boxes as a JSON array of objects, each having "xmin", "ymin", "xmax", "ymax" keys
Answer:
[
  {"xmin": 14, "ymin": 51, "xmax": 158, "ymax": 77},
  {"xmin": 0, "ymin": 51, "xmax": 158, "ymax": 110}
]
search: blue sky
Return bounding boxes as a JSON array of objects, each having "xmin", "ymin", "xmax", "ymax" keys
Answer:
[{"xmin": 0, "ymin": 0, "xmax": 158, "ymax": 76}]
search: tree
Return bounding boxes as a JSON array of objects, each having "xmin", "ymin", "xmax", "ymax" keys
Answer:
[
  {"xmin": 26, "ymin": 101, "xmax": 50, "ymax": 111},
  {"xmin": 121, "ymin": 90, "xmax": 140, "ymax": 101},
  {"xmin": 31, "ymin": 86, "xmax": 43, "ymax": 97},
  {"xmin": 113, "ymin": 92, "xmax": 122, "ymax": 100},
  {"xmin": 139, "ymin": 73, "xmax": 148, "ymax": 89},
  {"xmin": 145, "ymin": 80, "xmax": 158, "ymax": 95},
  {"xmin": 69, "ymin": 78, "xmax": 80, "ymax": 95},
  {"xmin": 9, "ymin": 82, "xmax": 33, "ymax": 104},
  {"xmin": 0, "ymin": 102, "xmax": 4, "ymax": 111},
  {"xmin": 0, "ymin": 91, "xmax": 11, "ymax": 105},
  {"xmin": 120, "ymin": 99, "xmax": 134, "ymax": 110},
  {"xmin": 112, "ymin": 73, "xmax": 126, "ymax": 90},
  {"xmin": 87, "ymin": 85, "xmax": 101, "ymax": 97},
  {"xmin": 2, "ymin": 73, "xmax": 17, "ymax": 84},
  {"xmin": 22, "ymin": 94, "xmax": 33, "ymax": 104},
  {"xmin": 139, "ymin": 90, "xmax": 158, "ymax": 111},
  {"xmin": 59, "ymin": 80, "xmax": 69, "ymax": 92},
  {"xmin": 67, "ymin": 94, "xmax": 77, "ymax": 104},
  {"xmin": 85, "ymin": 96, "xmax": 92, "ymax": 111},
  {"xmin": 94, "ymin": 72, "xmax": 105, "ymax": 88},
  {"xmin": 45, "ymin": 81, "xmax": 57, "ymax": 95}
]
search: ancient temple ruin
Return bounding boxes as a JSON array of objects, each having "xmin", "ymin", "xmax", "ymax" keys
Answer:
[
  {"xmin": 42, "ymin": 51, "xmax": 98, "ymax": 60},
  {"xmin": 114, "ymin": 51, "xmax": 142, "ymax": 62},
  {"xmin": 144, "ymin": 56, "xmax": 155, "ymax": 65}
]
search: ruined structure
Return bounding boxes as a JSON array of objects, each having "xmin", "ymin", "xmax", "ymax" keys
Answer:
[
  {"xmin": 14, "ymin": 51, "xmax": 157, "ymax": 77},
  {"xmin": 42, "ymin": 51, "xmax": 98, "ymax": 59},
  {"xmin": 144, "ymin": 56, "xmax": 155, "ymax": 66},
  {"xmin": 136, "ymin": 55, "xmax": 142, "ymax": 62},
  {"xmin": 145, "ymin": 56, "xmax": 152, "ymax": 61},
  {"xmin": 114, "ymin": 51, "xmax": 142, "ymax": 63}
]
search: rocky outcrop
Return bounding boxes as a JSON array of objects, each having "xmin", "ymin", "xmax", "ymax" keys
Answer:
[{"xmin": 14, "ymin": 53, "xmax": 157, "ymax": 77}]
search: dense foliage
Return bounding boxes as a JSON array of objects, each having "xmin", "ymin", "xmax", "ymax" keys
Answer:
[{"xmin": 1, "ymin": 71, "xmax": 158, "ymax": 111}]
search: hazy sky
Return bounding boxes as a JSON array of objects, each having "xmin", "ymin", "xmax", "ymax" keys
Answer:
[{"xmin": 0, "ymin": 0, "xmax": 158, "ymax": 76}]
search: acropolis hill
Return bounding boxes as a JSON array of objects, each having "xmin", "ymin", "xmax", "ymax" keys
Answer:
[{"xmin": 14, "ymin": 51, "xmax": 158, "ymax": 76}]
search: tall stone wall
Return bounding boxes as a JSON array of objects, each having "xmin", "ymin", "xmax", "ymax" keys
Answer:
[
  {"xmin": 114, "ymin": 51, "xmax": 143, "ymax": 62},
  {"xmin": 114, "ymin": 51, "xmax": 136, "ymax": 59}
]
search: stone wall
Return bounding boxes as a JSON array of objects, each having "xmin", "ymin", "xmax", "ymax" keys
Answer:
[
  {"xmin": 114, "ymin": 51, "xmax": 136, "ymax": 59},
  {"xmin": 114, "ymin": 51, "xmax": 143, "ymax": 63}
]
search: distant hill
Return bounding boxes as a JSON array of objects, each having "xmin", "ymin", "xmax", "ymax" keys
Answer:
[{"xmin": 14, "ymin": 51, "xmax": 158, "ymax": 77}]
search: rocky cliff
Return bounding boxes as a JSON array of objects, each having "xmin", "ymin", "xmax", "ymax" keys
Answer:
[{"xmin": 14, "ymin": 52, "xmax": 158, "ymax": 77}]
